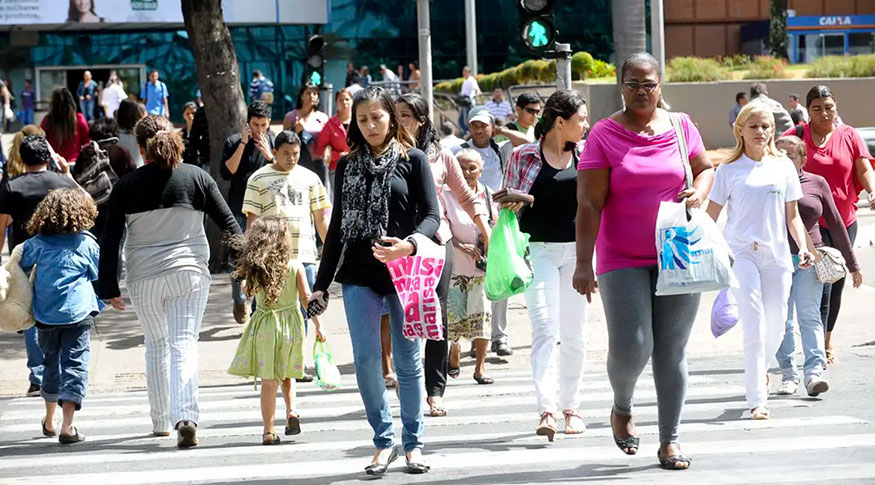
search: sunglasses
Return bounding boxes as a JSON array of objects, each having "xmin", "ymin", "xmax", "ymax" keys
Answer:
[
  {"xmin": 623, "ymin": 81, "xmax": 659, "ymax": 92},
  {"xmin": 521, "ymin": 106, "xmax": 540, "ymax": 115}
]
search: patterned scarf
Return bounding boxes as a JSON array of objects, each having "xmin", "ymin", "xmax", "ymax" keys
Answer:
[{"xmin": 341, "ymin": 141, "xmax": 400, "ymax": 242}]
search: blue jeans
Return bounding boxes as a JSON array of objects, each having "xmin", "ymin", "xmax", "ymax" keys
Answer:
[
  {"xmin": 80, "ymin": 99, "xmax": 95, "ymax": 121},
  {"xmin": 24, "ymin": 326, "xmax": 43, "ymax": 386},
  {"xmin": 37, "ymin": 317, "xmax": 92, "ymax": 410},
  {"xmin": 776, "ymin": 261, "xmax": 825, "ymax": 384},
  {"xmin": 342, "ymin": 284, "xmax": 424, "ymax": 452},
  {"xmin": 20, "ymin": 109, "xmax": 34, "ymax": 126}
]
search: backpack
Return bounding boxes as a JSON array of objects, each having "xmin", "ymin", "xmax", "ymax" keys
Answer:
[
  {"xmin": 0, "ymin": 244, "xmax": 34, "ymax": 333},
  {"xmin": 74, "ymin": 141, "xmax": 118, "ymax": 206}
]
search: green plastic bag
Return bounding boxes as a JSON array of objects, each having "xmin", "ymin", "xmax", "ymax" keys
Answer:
[
  {"xmin": 485, "ymin": 207, "xmax": 533, "ymax": 301},
  {"xmin": 313, "ymin": 340, "xmax": 342, "ymax": 391}
]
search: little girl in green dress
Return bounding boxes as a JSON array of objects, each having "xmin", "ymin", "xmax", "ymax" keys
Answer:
[{"xmin": 228, "ymin": 217, "xmax": 324, "ymax": 445}]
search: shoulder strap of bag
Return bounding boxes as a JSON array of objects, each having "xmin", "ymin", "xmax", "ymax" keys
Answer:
[
  {"xmin": 483, "ymin": 184, "xmax": 494, "ymax": 225},
  {"xmin": 795, "ymin": 124, "xmax": 804, "ymax": 138},
  {"xmin": 669, "ymin": 112, "xmax": 693, "ymax": 191}
]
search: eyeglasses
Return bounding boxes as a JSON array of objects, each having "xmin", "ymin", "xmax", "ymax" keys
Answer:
[
  {"xmin": 522, "ymin": 107, "xmax": 540, "ymax": 115},
  {"xmin": 623, "ymin": 81, "xmax": 659, "ymax": 92}
]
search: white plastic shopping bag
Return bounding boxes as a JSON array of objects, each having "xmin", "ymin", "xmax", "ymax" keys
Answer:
[
  {"xmin": 655, "ymin": 201, "xmax": 737, "ymax": 296},
  {"xmin": 385, "ymin": 234, "xmax": 446, "ymax": 341}
]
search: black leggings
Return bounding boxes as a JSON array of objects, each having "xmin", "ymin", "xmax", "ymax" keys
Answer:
[
  {"xmin": 819, "ymin": 221, "xmax": 858, "ymax": 333},
  {"xmin": 425, "ymin": 241, "xmax": 454, "ymax": 398}
]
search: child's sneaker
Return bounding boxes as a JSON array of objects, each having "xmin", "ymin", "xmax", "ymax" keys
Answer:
[{"xmin": 176, "ymin": 421, "xmax": 198, "ymax": 449}]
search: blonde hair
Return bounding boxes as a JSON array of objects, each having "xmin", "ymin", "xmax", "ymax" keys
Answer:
[
  {"xmin": 7, "ymin": 125, "xmax": 45, "ymax": 178},
  {"xmin": 726, "ymin": 103, "xmax": 781, "ymax": 164},
  {"xmin": 231, "ymin": 217, "xmax": 294, "ymax": 306}
]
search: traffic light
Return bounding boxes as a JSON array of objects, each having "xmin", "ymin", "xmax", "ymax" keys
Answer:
[
  {"xmin": 304, "ymin": 34, "xmax": 325, "ymax": 86},
  {"xmin": 519, "ymin": 0, "xmax": 556, "ymax": 54}
]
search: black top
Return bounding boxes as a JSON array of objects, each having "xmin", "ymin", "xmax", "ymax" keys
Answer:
[
  {"xmin": 314, "ymin": 148, "xmax": 440, "ymax": 296},
  {"xmin": 0, "ymin": 171, "xmax": 78, "ymax": 249},
  {"xmin": 183, "ymin": 106, "xmax": 210, "ymax": 170},
  {"xmin": 97, "ymin": 163, "xmax": 241, "ymax": 299},
  {"xmin": 519, "ymin": 158, "xmax": 578, "ymax": 243},
  {"xmin": 219, "ymin": 132, "xmax": 275, "ymax": 215}
]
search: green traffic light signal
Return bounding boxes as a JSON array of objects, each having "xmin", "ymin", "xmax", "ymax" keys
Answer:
[
  {"xmin": 522, "ymin": 17, "xmax": 554, "ymax": 51},
  {"xmin": 310, "ymin": 71, "xmax": 322, "ymax": 86},
  {"xmin": 527, "ymin": 20, "xmax": 548, "ymax": 47}
]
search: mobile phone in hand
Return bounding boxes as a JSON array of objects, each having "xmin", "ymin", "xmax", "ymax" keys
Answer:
[{"xmin": 306, "ymin": 297, "xmax": 327, "ymax": 319}]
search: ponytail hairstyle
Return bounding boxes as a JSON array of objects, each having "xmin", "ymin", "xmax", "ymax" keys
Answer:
[
  {"xmin": 145, "ymin": 131, "xmax": 184, "ymax": 171},
  {"xmin": 534, "ymin": 89, "xmax": 586, "ymax": 151},
  {"xmin": 134, "ymin": 114, "xmax": 174, "ymax": 151},
  {"xmin": 396, "ymin": 92, "xmax": 439, "ymax": 151}
]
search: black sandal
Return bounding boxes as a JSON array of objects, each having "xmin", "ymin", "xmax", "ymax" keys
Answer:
[
  {"xmin": 58, "ymin": 427, "xmax": 85, "ymax": 445},
  {"xmin": 473, "ymin": 375, "xmax": 494, "ymax": 385},
  {"xmin": 41, "ymin": 418, "xmax": 56, "ymax": 437},
  {"xmin": 285, "ymin": 413, "xmax": 301, "ymax": 436},
  {"xmin": 262, "ymin": 431, "xmax": 281, "ymax": 445},
  {"xmin": 611, "ymin": 410, "xmax": 639, "ymax": 455},
  {"xmin": 448, "ymin": 366, "xmax": 460, "ymax": 379},
  {"xmin": 365, "ymin": 446, "xmax": 398, "ymax": 476},
  {"xmin": 658, "ymin": 450, "xmax": 692, "ymax": 470}
]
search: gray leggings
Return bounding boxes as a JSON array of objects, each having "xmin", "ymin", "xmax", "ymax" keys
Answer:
[{"xmin": 599, "ymin": 265, "xmax": 701, "ymax": 444}]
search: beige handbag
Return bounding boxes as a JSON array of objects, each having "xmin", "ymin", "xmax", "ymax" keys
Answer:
[
  {"xmin": 0, "ymin": 244, "xmax": 35, "ymax": 332},
  {"xmin": 814, "ymin": 246, "xmax": 847, "ymax": 284}
]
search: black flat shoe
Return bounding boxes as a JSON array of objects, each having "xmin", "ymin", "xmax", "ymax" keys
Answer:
[
  {"xmin": 58, "ymin": 427, "xmax": 85, "ymax": 445},
  {"xmin": 406, "ymin": 457, "xmax": 430, "ymax": 474},
  {"xmin": 41, "ymin": 418, "xmax": 57, "ymax": 437},
  {"xmin": 611, "ymin": 410, "xmax": 639, "ymax": 455},
  {"xmin": 448, "ymin": 366, "xmax": 460, "ymax": 379},
  {"xmin": 473, "ymin": 375, "xmax": 494, "ymax": 385},
  {"xmin": 658, "ymin": 449, "xmax": 692, "ymax": 470},
  {"xmin": 365, "ymin": 446, "xmax": 398, "ymax": 476},
  {"xmin": 285, "ymin": 414, "xmax": 301, "ymax": 436}
]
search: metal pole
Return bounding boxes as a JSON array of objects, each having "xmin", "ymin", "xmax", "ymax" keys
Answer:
[
  {"xmin": 555, "ymin": 43, "xmax": 573, "ymax": 91},
  {"xmin": 651, "ymin": 0, "xmax": 666, "ymax": 72},
  {"xmin": 464, "ymin": 0, "xmax": 477, "ymax": 74},
  {"xmin": 417, "ymin": 0, "xmax": 434, "ymax": 121},
  {"xmin": 321, "ymin": 82, "xmax": 334, "ymax": 116}
]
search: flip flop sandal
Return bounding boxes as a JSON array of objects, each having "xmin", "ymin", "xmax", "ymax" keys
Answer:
[
  {"xmin": 428, "ymin": 398, "xmax": 447, "ymax": 417},
  {"xmin": 285, "ymin": 413, "xmax": 301, "ymax": 435},
  {"xmin": 448, "ymin": 366, "xmax": 461, "ymax": 379},
  {"xmin": 750, "ymin": 406, "xmax": 769, "ymax": 420},
  {"xmin": 611, "ymin": 410, "xmax": 639, "ymax": 455},
  {"xmin": 58, "ymin": 427, "xmax": 85, "ymax": 445},
  {"xmin": 384, "ymin": 375, "xmax": 398, "ymax": 389},
  {"xmin": 536, "ymin": 412, "xmax": 557, "ymax": 442},
  {"xmin": 42, "ymin": 418, "xmax": 57, "ymax": 437},
  {"xmin": 563, "ymin": 410, "xmax": 586, "ymax": 435},
  {"xmin": 262, "ymin": 431, "xmax": 282, "ymax": 445},
  {"xmin": 473, "ymin": 375, "xmax": 494, "ymax": 385},
  {"xmin": 658, "ymin": 450, "xmax": 692, "ymax": 470}
]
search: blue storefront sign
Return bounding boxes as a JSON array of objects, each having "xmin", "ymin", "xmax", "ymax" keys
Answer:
[{"xmin": 788, "ymin": 15, "xmax": 875, "ymax": 63}]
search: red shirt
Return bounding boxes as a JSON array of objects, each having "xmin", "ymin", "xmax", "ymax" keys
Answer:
[
  {"xmin": 782, "ymin": 124, "xmax": 872, "ymax": 227},
  {"xmin": 41, "ymin": 113, "xmax": 90, "ymax": 163},
  {"xmin": 315, "ymin": 115, "xmax": 349, "ymax": 171}
]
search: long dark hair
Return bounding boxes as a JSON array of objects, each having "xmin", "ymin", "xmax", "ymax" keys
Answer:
[
  {"xmin": 347, "ymin": 86, "xmax": 415, "ymax": 156},
  {"xmin": 295, "ymin": 82, "xmax": 319, "ymax": 111},
  {"xmin": 44, "ymin": 87, "xmax": 78, "ymax": 149},
  {"xmin": 534, "ymin": 89, "xmax": 586, "ymax": 150},
  {"xmin": 806, "ymin": 85, "xmax": 835, "ymax": 109},
  {"xmin": 67, "ymin": 0, "xmax": 97, "ymax": 21},
  {"xmin": 116, "ymin": 99, "xmax": 143, "ymax": 132},
  {"xmin": 396, "ymin": 92, "xmax": 439, "ymax": 151}
]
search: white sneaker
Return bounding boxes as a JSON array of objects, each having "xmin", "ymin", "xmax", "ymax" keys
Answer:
[
  {"xmin": 776, "ymin": 380, "xmax": 798, "ymax": 395},
  {"xmin": 806, "ymin": 378, "xmax": 829, "ymax": 397}
]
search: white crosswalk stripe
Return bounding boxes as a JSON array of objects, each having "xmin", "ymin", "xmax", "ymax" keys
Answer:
[{"xmin": 0, "ymin": 365, "xmax": 871, "ymax": 484}]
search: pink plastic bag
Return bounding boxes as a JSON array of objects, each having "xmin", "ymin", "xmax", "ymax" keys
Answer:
[
  {"xmin": 385, "ymin": 234, "xmax": 445, "ymax": 341},
  {"xmin": 710, "ymin": 288, "xmax": 739, "ymax": 338}
]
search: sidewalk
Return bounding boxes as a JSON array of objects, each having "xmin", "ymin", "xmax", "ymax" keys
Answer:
[{"xmin": 3, "ymin": 248, "xmax": 875, "ymax": 397}]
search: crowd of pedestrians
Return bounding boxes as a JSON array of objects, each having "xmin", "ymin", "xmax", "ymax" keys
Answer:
[{"xmin": 2, "ymin": 51, "xmax": 872, "ymax": 477}]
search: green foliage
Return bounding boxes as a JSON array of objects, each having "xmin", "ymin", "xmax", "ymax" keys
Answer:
[
  {"xmin": 666, "ymin": 57, "xmax": 730, "ymax": 82},
  {"xmin": 717, "ymin": 54, "xmax": 752, "ymax": 70},
  {"xmin": 571, "ymin": 51, "xmax": 594, "ymax": 80},
  {"xmin": 743, "ymin": 56, "xmax": 789, "ymax": 79},
  {"xmin": 769, "ymin": 0, "xmax": 789, "ymax": 59},
  {"xmin": 806, "ymin": 54, "xmax": 875, "ymax": 78},
  {"xmin": 435, "ymin": 53, "xmax": 612, "ymax": 92}
]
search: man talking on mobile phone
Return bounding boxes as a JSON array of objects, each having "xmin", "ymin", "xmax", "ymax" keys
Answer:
[{"xmin": 220, "ymin": 101, "xmax": 275, "ymax": 324}]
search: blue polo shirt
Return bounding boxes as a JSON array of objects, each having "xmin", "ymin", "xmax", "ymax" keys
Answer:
[
  {"xmin": 20, "ymin": 232, "xmax": 104, "ymax": 325},
  {"xmin": 140, "ymin": 80, "xmax": 169, "ymax": 115}
]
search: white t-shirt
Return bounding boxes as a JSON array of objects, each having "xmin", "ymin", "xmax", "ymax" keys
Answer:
[
  {"xmin": 102, "ymin": 83, "xmax": 127, "ymax": 118},
  {"xmin": 382, "ymin": 69, "xmax": 398, "ymax": 82},
  {"xmin": 708, "ymin": 154, "xmax": 803, "ymax": 269},
  {"xmin": 460, "ymin": 76, "xmax": 480, "ymax": 101}
]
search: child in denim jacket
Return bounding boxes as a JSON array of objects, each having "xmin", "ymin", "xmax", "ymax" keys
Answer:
[{"xmin": 20, "ymin": 188, "xmax": 105, "ymax": 444}]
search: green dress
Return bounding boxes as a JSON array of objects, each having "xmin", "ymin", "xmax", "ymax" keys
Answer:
[{"xmin": 228, "ymin": 262, "xmax": 306, "ymax": 380}]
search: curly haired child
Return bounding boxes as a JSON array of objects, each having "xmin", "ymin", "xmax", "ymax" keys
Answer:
[
  {"xmin": 21, "ymin": 187, "xmax": 106, "ymax": 444},
  {"xmin": 228, "ymin": 216, "xmax": 324, "ymax": 445}
]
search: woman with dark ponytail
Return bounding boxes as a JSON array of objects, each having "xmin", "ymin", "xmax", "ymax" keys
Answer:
[
  {"xmin": 97, "ymin": 115, "xmax": 240, "ymax": 449},
  {"xmin": 502, "ymin": 89, "xmax": 590, "ymax": 441},
  {"xmin": 395, "ymin": 92, "xmax": 492, "ymax": 416}
]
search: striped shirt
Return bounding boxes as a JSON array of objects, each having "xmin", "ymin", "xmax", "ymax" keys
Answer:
[
  {"xmin": 242, "ymin": 164, "xmax": 331, "ymax": 264},
  {"xmin": 484, "ymin": 100, "xmax": 514, "ymax": 121}
]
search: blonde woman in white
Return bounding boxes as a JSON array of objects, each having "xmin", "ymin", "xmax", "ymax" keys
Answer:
[{"xmin": 706, "ymin": 103, "xmax": 814, "ymax": 420}]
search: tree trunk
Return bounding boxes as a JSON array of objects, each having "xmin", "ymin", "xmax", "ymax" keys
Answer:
[
  {"xmin": 182, "ymin": 0, "xmax": 247, "ymax": 272},
  {"xmin": 611, "ymin": 0, "xmax": 647, "ymax": 84},
  {"xmin": 769, "ymin": 0, "xmax": 789, "ymax": 60}
]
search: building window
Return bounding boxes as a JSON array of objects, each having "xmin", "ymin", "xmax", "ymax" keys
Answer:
[{"xmin": 849, "ymin": 32, "xmax": 875, "ymax": 55}]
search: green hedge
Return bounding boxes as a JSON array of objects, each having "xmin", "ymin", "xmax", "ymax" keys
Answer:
[
  {"xmin": 743, "ymin": 56, "xmax": 789, "ymax": 80},
  {"xmin": 434, "ymin": 52, "xmax": 614, "ymax": 92},
  {"xmin": 666, "ymin": 57, "xmax": 730, "ymax": 82},
  {"xmin": 806, "ymin": 54, "xmax": 875, "ymax": 78}
]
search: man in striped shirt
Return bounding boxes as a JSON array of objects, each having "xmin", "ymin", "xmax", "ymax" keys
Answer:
[{"xmin": 484, "ymin": 88, "xmax": 514, "ymax": 122}]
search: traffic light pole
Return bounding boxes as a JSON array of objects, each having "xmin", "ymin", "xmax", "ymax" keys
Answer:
[
  {"xmin": 416, "ymin": 0, "xmax": 434, "ymax": 121},
  {"xmin": 465, "ymin": 0, "xmax": 477, "ymax": 74},
  {"xmin": 555, "ymin": 42, "xmax": 572, "ymax": 91}
]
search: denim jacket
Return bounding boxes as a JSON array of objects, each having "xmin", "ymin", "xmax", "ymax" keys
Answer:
[{"xmin": 20, "ymin": 232, "xmax": 104, "ymax": 325}]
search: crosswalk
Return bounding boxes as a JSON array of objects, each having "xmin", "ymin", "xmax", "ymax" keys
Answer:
[{"xmin": 0, "ymin": 361, "xmax": 873, "ymax": 484}]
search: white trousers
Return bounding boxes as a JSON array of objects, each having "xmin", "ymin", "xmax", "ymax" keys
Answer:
[
  {"xmin": 127, "ymin": 270, "xmax": 211, "ymax": 432},
  {"xmin": 731, "ymin": 245, "xmax": 792, "ymax": 409},
  {"xmin": 523, "ymin": 242, "xmax": 588, "ymax": 415}
]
